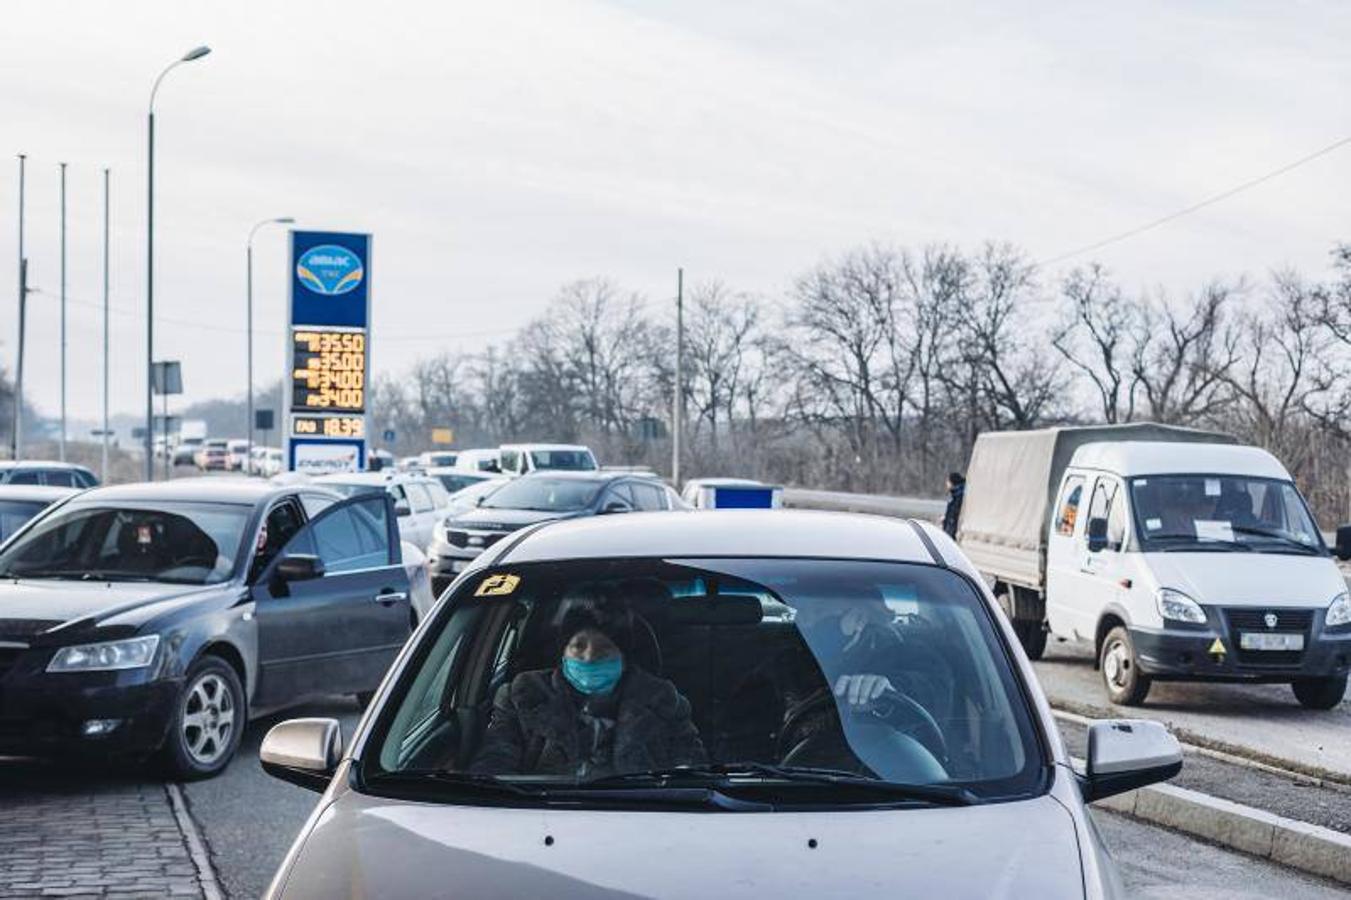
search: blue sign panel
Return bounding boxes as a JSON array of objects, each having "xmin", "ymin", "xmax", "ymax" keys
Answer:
[{"xmin": 290, "ymin": 231, "xmax": 370, "ymax": 328}]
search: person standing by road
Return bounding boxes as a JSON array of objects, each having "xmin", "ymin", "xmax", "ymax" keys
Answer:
[{"xmin": 943, "ymin": 472, "xmax": 965, "ymax": 538}]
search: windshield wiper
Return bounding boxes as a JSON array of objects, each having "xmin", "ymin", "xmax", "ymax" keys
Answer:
[
  {"xmin": 1228, "ymin": 526, "xmax": 1322, "ymax": 554},
  {"xmin": 588, "ymin": 762, "xmax": 976, "ymax": 806},
  {"xmin": 1148, "ymin": 534, "xmax": 1246, "ymax": 552},
  {"xmin": 366, "ymin": 769, "xmax": 771, "ymax": 810}
]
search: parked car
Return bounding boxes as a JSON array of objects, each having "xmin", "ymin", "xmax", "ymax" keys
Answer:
[
  {"xmin": 260, "ymin": 510, "xmax": 1182, "ymax": 899},
  {"xmin": 0, "ymin": 461, "xmax": 98, "ymax": 488},
  {"xmin": 312, "ymin": 472, "xmax": 453, "ymax": 548},
  {"xmin": 227, "ymin": 439, "xmax": 251, "ymax": 471},
  {"xmin": 172, "ymin": 437, "xmax": 205, "ymax": 467},
  {"xmin": 0, "ymin": 485, "xmax": 78, "ymax": 543},
  {"xmin": 452, "ymin": 448, "xmax": 501, "ymax": 473},
  {"xmin": 195, "ymin": 439, "xmax": 230, "ymax": 471},
  {"xmin": 367, "ymin": 449, "xmax": 396, "ymax": 472},
  {"xmin": 249, "ymin": 446, "xmax": 285, "ymax": 478},
  {"xmin": 425, "ymin": 467, "xmax": 504, "ymax": 496},
  {"xmin": 959, "ymin": 423, "xmax": 1351, "ymax": 708},
  {"xmin": 0, "ymin": 478, "xmax": 423, "ymax": 778},
  {"xmin": 425, "ymin": 470, "xmax": 683, "ymax": 595},
  {"xmin": 681, "ymin": 478, "xmax": 783, "ymax": 509},
  {"xmin": 418, "ymin": 451, "xmax": 457, "ymax": 468},
  {"xmin": 498, "ymin": 443, "xmax": 597, "ymax": 476}
]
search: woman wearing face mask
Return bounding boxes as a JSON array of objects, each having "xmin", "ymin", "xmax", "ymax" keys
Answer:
[{"xmin": 471, "ymin": 598, "xmax": 706, "ymax": 780}]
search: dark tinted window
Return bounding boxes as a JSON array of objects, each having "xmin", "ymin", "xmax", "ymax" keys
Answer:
[
  {"xmin": 0, "ymin": 500, "xmax": 49, "ymax": 541},
  {"xmin": 289, "ymin": 496, "xmax": 392, "ymax": 573},
  {"xmin": 631, "ymin": 482, "xmax": 667, "ymax": 511},
  {"xmin": 7, "ymin": 470, "xmax": 41, "ymax": 485},
  {"xmin": 481, "ymin": 477, "xmax": 603, "ymax": 512},
  {"xmin": 44, "ymin": 470, "xmax": 76, "ymax": 487}
]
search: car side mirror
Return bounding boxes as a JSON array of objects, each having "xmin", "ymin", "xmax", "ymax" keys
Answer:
[
  {"xmin": 1086, "ymin": 517, "xmax": 1109, "ymax": 553},
  {"xmin": 394, "ymin": 500, "xmax": 412, "ymax": 518},
  {"xmin": 275, "ymin": 553, "xmax": 325, "ymax": 583},
  {"xmin": 1080, "ymin": 719, "xmax": 1181, "ymax": 803},
  {"xmin": 602, "ymin": 502, "xmax": 630, "ymax": 515},
  {"xmin": 1335, "ymin": 524, "xmax": 1351, "ymax": 561},
  {"xmin": 260, "ymin": 718, "xmax": 343, "ymax": 792}
]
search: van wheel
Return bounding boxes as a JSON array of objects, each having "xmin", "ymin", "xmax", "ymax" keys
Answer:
[
  {"xmin": 160, "ymin": 656, "xmax": 245, "ymax": 780},
  {"xmin": 1100, "ymin": 626, "xmax": 1151, "ymax": 706},
  {"xmin": 1291, "ymin": 676, "xmax": 1347, "ymax": 710},
  {"xmin": 1013, "ymin": 620, "xmax": 1048, "ymax": 660}
]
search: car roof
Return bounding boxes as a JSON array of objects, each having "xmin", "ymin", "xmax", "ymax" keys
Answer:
[
  {"xmin": 71, "ymin": 477, "xmax": 294, "ymax": 505},
  {"xmin": 0, "ymin": 460, "xmax": 92, "ymax": 472},
  {"xmin": 514, "ymin": 470, "xmax": 632, "ymax": 483},
  {"xmin": 0, "ymin": 484, "xmax": 80, "ymax": 501},
  {"xmin": 314, "ymin": 471, "xmax": 430, "ymax": 485},
  {"xmin": 499, "ymin": 443, "xmax": 592, "ymax": 452},
  {"xmin": 1068, "ymin": 441, "xmax": 1289, "ymax": 479},
  {"xmin": 500, "ymin": 509, "xmax": 936, "ymax": 564}
]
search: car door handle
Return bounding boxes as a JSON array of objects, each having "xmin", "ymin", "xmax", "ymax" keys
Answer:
[{"xmin": 373, "ymin": 590, "xmax": 408, "ymax": 606}]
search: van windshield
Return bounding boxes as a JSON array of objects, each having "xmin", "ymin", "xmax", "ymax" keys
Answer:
[
  {"xmin": 361, "ymin": 558, "xmax": 1045, "ymax": 810},
  {"xmin": 530, "ymin": 449, "xmax": 596, "ymax": 471},
  {"xmin": 1130, "ymin": 475, "xmax": 1323, "ymax": 554}
]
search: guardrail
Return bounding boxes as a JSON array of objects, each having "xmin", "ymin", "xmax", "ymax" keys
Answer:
[{"xmin": 781, "ymin": 488, "xmax": 945, "ymax": 523}]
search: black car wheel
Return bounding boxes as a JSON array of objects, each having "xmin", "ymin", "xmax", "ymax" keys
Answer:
[
  {"xmin": 1100, "ymin": 626, "xmax": 1151, "ymax": 706},
  {"xmin": 1291, "ymin": 675, "xmax": 1348, "ymax": 710},
  {"xmin": 161, "ymin": 655, "xmax": 245, "ymax": 780}
]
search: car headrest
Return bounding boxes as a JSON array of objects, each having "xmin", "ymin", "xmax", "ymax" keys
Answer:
[{"xmin": 666, "ymin": 595, "xmax": 763, "ymax": 626}]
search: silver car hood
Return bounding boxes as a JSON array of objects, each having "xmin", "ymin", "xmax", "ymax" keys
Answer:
[{"xmin": 274, "ymin": 789, "xmax": 1084, "ymax": 899}]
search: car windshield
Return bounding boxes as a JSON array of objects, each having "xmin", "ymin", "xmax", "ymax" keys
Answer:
[
  {"xmin": 435, "ymin": 472, "xmax": 487, "ymax": 494},
  {"xmin": 480, "ymin": 477, "xmax": 601, "ymax": 512},
  {"xmin": 447, "ymin": 480, "xmax": 505, "ymax": 515},
  {"xmin": 363, "ymin": 558, "xmax": 1043, "ymax": 809},
  {"xmin": 529, "ymin": 449, "xmax": 596, "ymax": 471},
  {"xmin": 1130, "ymin": 475, "xmax": 1323, "ymax": 554},
  {"xmin": 0, "ymin": 500, "xmax": 51, "ymax": 542},
  {"xmin": 0, "ymin": 501, "xmax": 252, "ymax": 584}
]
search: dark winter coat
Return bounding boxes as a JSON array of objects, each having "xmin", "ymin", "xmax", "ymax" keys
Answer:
[
  {"xmin": 471, "ymin": 667, "xmax": 706, "ymax": 779},
  {"xmin": 943, "ymin": 483, "xmax": 965, "ymax": 538}
]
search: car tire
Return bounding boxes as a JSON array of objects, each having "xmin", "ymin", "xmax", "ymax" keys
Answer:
[
  {"xmin": 1013, "ymin": 620, "xmax": 1048, "ymax": 661},
  {"xmin": 1291, "ymin": 675, "xmax": 1348, "ymax": 710},
  {"xmin": 1099, "ymin": 625, "xmax": 1151, "ymax": 706},
  {"xmin": 160, "ymin": 655, "xmax": 246, "ymax": 781}
]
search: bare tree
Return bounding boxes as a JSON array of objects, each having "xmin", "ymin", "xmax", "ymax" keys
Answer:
[
  {"xmin": 1130, "ymin": 282, "xmax": 1239, "ymax": 424},
  {"xmin": 1052, "ymin": 264, "xmax": 1141, "ymax": 423}
]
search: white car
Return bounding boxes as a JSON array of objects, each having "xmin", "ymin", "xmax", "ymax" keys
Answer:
[
  {"xmin": 498, "ymin": 442, "xmax": 597, "ymax": 476},
  {"xmin": 418, "ymin": 450, "xmax": 458, "ymax": 469},
  {"xmin": 227, "ymin": 439, "xmax": 251, "ymax": 471},
  {"xmin": 453, "ymin": 448, "xmax": 502, "ymax": 474},
  {"xmin": 250, "ymin": 446, "xmax": 285, "ymax": 478},
  {"xmin": 311, "ymin": 472, "xmax": 453, "ymax": 548},
  {"xmin": 261, "ymin": 510, "xmax": 1181, "ymax": 899}
]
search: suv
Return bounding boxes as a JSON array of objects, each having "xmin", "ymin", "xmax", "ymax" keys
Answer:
[
  {"xmin": 498, "ymin": 443, "xmax": 597, "ymax": 476},
  {"xmin": 0, "ymin": 461, "xmax": 98, "ymax": 488},
  {"xmin": 425, "ymin": 470, "xmax": 682, "ymax": 595},
  {"xmin": 311, "ymin": 471, "xmax": 453, "ymax": 548}
]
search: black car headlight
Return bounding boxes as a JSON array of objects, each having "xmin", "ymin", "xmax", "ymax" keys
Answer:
[{"xmin": 47, "ymin": 635, "xmax": 160, "ymax": 672}]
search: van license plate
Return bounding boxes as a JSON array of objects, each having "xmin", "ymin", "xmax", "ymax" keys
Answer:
[{"xmin": 1239, "ymin": 632, "xmax": 1304, "ymax": 651}]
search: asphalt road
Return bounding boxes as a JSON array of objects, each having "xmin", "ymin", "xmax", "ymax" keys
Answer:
[
  {"xmin": 1034, "ymin": 639, "xmax": 1351, "ymax": 780},
  {"xmin": 180, "ymin": 698, "xmax": 1350, "ymax": 900}
]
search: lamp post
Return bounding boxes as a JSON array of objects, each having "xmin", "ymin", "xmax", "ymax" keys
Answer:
[
  {"xmin": 146, "ymin": 44, "xmax": 210, "ymax": 480},
  {"xmin": 247, "ymin": 217, "xmax": 294, "ymax": 472}
]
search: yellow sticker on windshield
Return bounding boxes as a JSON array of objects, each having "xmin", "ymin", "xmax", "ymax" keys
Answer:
[{"xmin": 476, "ymin": 574, "xmax": 520, "ymax": 597}]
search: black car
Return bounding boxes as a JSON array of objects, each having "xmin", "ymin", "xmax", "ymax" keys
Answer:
[
  {"xmin": 425, "ymin": 470, "xmax": 685, "ymax": 595},
  {"xmin": 0, "ymin": 478, "xmax": 418, "ymax": 779}
]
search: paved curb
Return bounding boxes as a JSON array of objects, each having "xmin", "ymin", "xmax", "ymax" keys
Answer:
[
  {"xmin": 1084, "ymin": 765, "xmax": 1351, "ymax": 886},
  {"xmin": 166, "ymin": 783, "xmax": 225, "ymax": 900}
]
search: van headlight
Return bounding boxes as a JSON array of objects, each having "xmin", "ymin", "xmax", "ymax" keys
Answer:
[
  {"xmin": 1156, "ymin": 588, "xmax": 1206, "ymax": 624},
  {"xmin": 47, "ymin": 635, "xmax": 160, "ymax": 672},
  {"xmin": 1327, "ymin": 592, "xmax": 1351, "ymax": 630}
]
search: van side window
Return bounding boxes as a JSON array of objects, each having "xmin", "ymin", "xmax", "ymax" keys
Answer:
[
  {"xmin": 1055, "ymin": 476, "xmax": 1085, "ymax": 536},
  {"xmin": 1085, "ymin": 479, "xmax": 1120, "ymax": 548},
  {"xmin": 1106, "ymin": 482, "xmax": 1128, "ymax": 550}
]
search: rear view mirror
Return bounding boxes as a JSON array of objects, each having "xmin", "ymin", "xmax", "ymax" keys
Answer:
[
  {"xmin": 275, "ymin": 554, "xmax": 324, "ymax": 583},
  {"xmin": 1080, "ymin": 719, "xmax": 1181, "ymax": 803},
  {"xmin": 260, "ymin": 717, "xmax": 343, "ymax": 792},
  {"xmin": 602, "ymin": 502, "xmax": 630, "ymax": 515},
  {"xmin": 1086, "ymin": 517, "xmax": 1108, "ymax": 553},
  {"xmin": 1336, "ymin": 524, "xmax": 1351, "ymax": 561}
]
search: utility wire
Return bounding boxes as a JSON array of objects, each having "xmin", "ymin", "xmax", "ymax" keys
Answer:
[{"xmin": 1037, "ymin": 133, "xmax": 1351, "ymax": 269}]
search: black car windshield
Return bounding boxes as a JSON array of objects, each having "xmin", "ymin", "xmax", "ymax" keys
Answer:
[
  {"xmin": 363, "ymin": 558, "xmax": 1044, "ymax": 809},
  {"xmin": 0, "ymin": 500, "xmax": 50, "ymax": 542},
  {"xmin": 530, "ymin": 450, "xmax": 596, "ymax": 471},
  {"xmin": 0, "ymin": 501, "xmax": 252, "ymax": 584},
  {"xmin": 1130, "ymin": 475, "xmax": 1323, "ymax": 553},
  {"xmin": 479, "ymin": 477, "xmax": 602, "ymax": 512}
]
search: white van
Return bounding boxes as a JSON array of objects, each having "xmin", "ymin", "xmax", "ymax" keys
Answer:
[
  {"xmin": 961, "ymin": 427, "xmax": 1351, "ymax": 708},
  {"xmin": 498, "ymin": 443, "xmax": 597, "ymax": 476}
]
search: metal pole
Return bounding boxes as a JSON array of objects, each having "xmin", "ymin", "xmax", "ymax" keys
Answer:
[
  {"xmin": 59, "ymin": 162, "xmax": 67, "ymax": 462},
  {"xmin": 102, "ymin": 168, "xmax": 110, "ymax": 482},
  {"xmin": 246, "ymin": 240, "xmax": 254, "ymax": 470},
  {"xmin": 145, "ymin": 111, "xmax": 155, "ymax": 480},
  {"xmin": 162, "ymin": 385, "xmax": 170, "ymax": 481},
  {"xmin": 13, "ymin": 154, "xmax": 26, "ymax": 461},
  {"xmin": 673, "ymin": 267, "xmax": 683, "ymax": 488}
]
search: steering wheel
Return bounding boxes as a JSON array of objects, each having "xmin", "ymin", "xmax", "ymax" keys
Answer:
[{"xmin": 777, "ymin": 686, "xmax": 948, "ymax": 767}]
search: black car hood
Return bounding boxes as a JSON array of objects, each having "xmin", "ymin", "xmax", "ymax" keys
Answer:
[
  {"xmin": 0, "ymin": 578, "xmax": 222, "ymax": 641},
  {"xmin": 447, "ymin": 507, "xmax": 583, "ymax": 529}
]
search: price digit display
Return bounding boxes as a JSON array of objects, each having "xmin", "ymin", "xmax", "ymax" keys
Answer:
[
  {"xmin": 291, "ymin": 327, "xmax": 367, "ymax": 413},
  {"xmin": 292, "ymin": 415, "xmax": 366, "ymax": 438}
]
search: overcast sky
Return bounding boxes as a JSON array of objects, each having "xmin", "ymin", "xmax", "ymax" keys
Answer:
[{"xmin": 3, "ymin": 0, "xmax": 1350, "ymax": 424}]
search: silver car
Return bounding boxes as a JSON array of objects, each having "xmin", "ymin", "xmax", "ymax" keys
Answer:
[{"xmin": 262, "ymin": 510, "xmax": 1181, "ymax": 898}]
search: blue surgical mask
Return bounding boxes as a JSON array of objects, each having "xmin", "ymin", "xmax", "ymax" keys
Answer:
[{"xmin": 563, "ymin": 655, "xmax": 623, "ymax": 695}]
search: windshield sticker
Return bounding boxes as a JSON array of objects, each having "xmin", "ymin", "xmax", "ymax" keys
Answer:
[
  {"xmin": 137, "ymin": 524, "xmax": 153, "ymax": 545},
  {"xmin": 1194, "ymin": 519, "xmax": 1234, "ymax": 542},
  {"xmin": 476, "ymin": 573, "xmax": 521, "ymax": 597},
  {"xmin": 1145, "ymin": 518, "xmax": 1162, "ymax": 530},
  {"xmin": 1204, "ymin": 478, "xmax": 1221, "ymax": 497}
]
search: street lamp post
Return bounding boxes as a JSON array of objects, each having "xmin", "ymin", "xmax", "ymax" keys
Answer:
[
  {"xmin": 145, "ymin": 44, "xmax": 210, "ymax": 480},
  {"xmin": 247, "ymin": 217, "xmax": 294, "ymax": 472}
]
